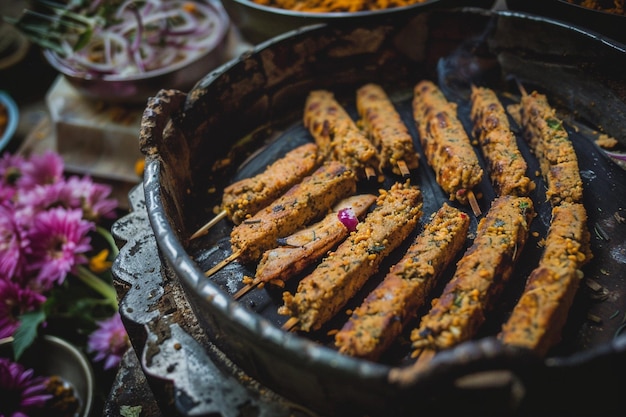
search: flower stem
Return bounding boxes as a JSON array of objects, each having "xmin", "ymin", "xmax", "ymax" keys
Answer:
[
  {"xmin": 97, "ymin": 225, "xmax": 119, "ymax": 257},
  {"xmin": 75, "ymin": 265, "xmax": 118, "ymax": 308}
]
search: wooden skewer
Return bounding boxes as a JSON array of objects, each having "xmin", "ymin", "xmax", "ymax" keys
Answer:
[
  {"xmin": 412, "ymin": 349, "xmax": 437, "ymax": 371},
  {"xmin": 204, "ymin": 250, "xmax": 241, "ymax": 277},
  {"xmin": 397, "ymin": 160, "xmax": 411, "ymax": 177},
  {"xmin": 233, "ymin": 279, "xmax": 259, "ymax": 299},
  {"xmin": 190, "ymin": 210, "xmax": 227, "ymax": 240},
  {"xmin": 467, "ymin": 190, "xmax": 482, "ymax": 217},
  {"xmin": 282, "ymin": 317, "xmax": 300, "ymax": 332},
  {"xmin": 516, "ymin": 78, "xmax": 528, "ymax": 97}
]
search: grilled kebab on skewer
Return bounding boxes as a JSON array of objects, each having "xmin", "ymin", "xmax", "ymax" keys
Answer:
[
  {"xmin": 518, "ymin": 89, "xmax": 583, "ymax": 206},
  {"xmin": 335, "ymin": 203, "xmax": 470, "ymax": 360},
  {"xmin": 411, "ymin": 195, "xmax": 534, "ymax": 351},
  {"xmin": 191, "ymin": 143, "xmax": 320, "ymax": 239},
  {"xmin": 279, "ymin": 181, "xmax": 423, "ymax": 332},
  {"xmin": 499, "ymin": 202, "xmax": 591, "ymax": 356},
  {"xmin": 412, "ymin": 80, "xmax": 484, "ymax": 209},
  {"xmin": 205, "ymin": 161, "xmax": 357, "ymax": 276},
  {"xmin": 304, "ymin": 89, "xmax": 381, "ymax": 180},
  {"xmin": 470, "ymin": 86, "xmax": 534, "ymax": 197},
  {"xmin": 234, "ymin": 193, "xmax": 377, "ymax": 299},
  {"xmin": 356, "ymin": 83, "xmax": 420, "ymax": 176}
]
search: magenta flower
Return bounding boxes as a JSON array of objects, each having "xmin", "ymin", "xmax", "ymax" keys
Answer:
[
  {"xmin": 0, "ymin": 153, "xmax": 27, "ymax": 201},
  {"xmin": 57, "ymin": 176, "xmax": 118, "ymax": 222},
  {"xmin": 26, "ymin": 208, "xmax": 94, "ymax": 290},
  {"xmin": 15, "ymin": 150, "xmax": 64, "ymax": 191},
  {"xmin": 0, "ymin": 358, "xmax": 52, "ymax": 417},
  {"xmin": 0, "ymin": 203, "xmax": 30, "ymax": 280},
  {"xmin": 87, "ymin": 313, "xmax": 129, "ymax": 370},
  {"xmin": 0, "ymin": 279, "xmax": 46, "ymax": 340}
]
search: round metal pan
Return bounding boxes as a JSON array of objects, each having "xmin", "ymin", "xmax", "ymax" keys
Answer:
[
  {"xmin": 219, "ymin": 0, "xmax": 495, "ymax": 43},
  {"xmin": 137, "ymin": 7, "xmax": 626, "ymax": 416}
]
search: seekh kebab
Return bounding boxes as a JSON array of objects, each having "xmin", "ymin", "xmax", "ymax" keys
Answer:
[
  {"xmin": 205, "ymin": 160, "xmax": 356, "ymax": 276},
  {"xmin": 279, "ymin": 181, "xmax": 422, "ymax": 332},
  {"xmin": 499, "ymin": 202, "xmax": 591, "ymax": 356},
  {"xmin": 304, "ymin": 89, "xmax": 381, "ymax": 180},
  {"xmin": 470, "ymin": 86, "xmax": 534, "ymax": 197},
  {"xmin": 191, "ymin": 142, "xmax": 320, "ymax": 239},
  {"xmin": 234, "ymin": 193, "xmax": 377, "ymax": 299},
  {"xmin": 412, "ymin": 80, "xmax": 484, "ymax": 210},
  {"xmin": 411, "ymin": 195, "xmax": 534, "ymax": 351},
  {"xmin": 518, "ymin": 89, "xmax": 583, "ymax": 206},
  {"xmin": 335, "ymin": 203, "xmax": 470, "ymax": 360},
  {"xmin": 356, "ymin": 83, "xmax": 420, "ymax": 176}
]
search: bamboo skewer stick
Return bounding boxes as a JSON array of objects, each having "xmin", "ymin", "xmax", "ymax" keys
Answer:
[
  {"xmin": 233, "ymin": 278, "xmax": 260, "ymax": 299},
  {"xmin": 467, "ymin": 190, "xmax": 482, "ymax": 217},
  {"xmin": 190, "ymin": 210, "xmax": 227, "ymax": 240},
  {"xmin": 204, "ymin": 251, "xmax": 241, "ymax": 277},
  {"xmin": 282, "ymin": 317, "xmax": 300, "ymax": 332},
  {"xmin": 397, "ymin": 160, "xmax": 411, "ymax": 177}
]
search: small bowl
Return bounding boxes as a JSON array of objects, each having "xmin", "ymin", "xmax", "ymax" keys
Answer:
[
  {"xmin": 0, "ymin": 90, "xmax": 19, "ymax": 152},
  {"xmin": 43, "ymin": 1, "xmax": 231, "ymax": 104},
  {"xmin": 0, "ymin": 335, "xmax": 95, "ymax": 417},
  {"xmin": 220, "ymin": 0, "xmax": 496, "ymax": 43}
]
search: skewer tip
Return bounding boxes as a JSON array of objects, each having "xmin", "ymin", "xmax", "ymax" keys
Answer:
[
  {"xmin": 205, "ymin": 251, "xmax": 240, "ymax": 277},
  {"xmin": 515, "ymin": 79, "xmax": 528, "ymax": 97},
  {"xmin": 190, "ymin": 210, "xmax": 228, "ymax": 240},
  {"xmin": 233, "ymin": 280, "xmax": 258, "ymax": 299},
  {"xmin": 282, "ymin": 317, "xmax": 300, "ymax": 332},
  {"xmin": 397, "ymin": 160, "xmax": 411, "ymax": 177},
  {"xmin": 467, "ymin": 190, "xmax": 482, "ymax": 217},
  {"xmin": 365, "ymin": 166, "xmax": 377, "ymax": 180}
]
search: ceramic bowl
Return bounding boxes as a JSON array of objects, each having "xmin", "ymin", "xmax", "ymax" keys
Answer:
[
  {"xmin": 0, "ymin": 90, "xmax": 19, "ymax": 152},
  {"xmin": 42, "ymin": 1, "xmax": 231, "ymax": 104},
  {"xmin": 0, "ymin": 335, "xmax": 95, "ymax": 417}
]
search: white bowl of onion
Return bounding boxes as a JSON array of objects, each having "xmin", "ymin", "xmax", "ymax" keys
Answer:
[{"xmin": 39, "ymin": 0, "xmax": 230, "ymax": 103}]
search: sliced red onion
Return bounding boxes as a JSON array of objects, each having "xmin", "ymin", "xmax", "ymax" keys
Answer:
[
  {"xmin": 605, "ymin": 150, "xmax": 626, "ymax": 162},
  {"xmin": 338, "ymin": 207, "xmax": 359, "ymax": 232},
  {"xmin": 57, "ymin": 0, "xmax": 228, "ymax": 78}
]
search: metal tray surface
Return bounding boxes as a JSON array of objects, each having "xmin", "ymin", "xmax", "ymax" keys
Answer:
[{"xmin": 138, "ymin": 8, "xmax": 626, "ymax": 416}]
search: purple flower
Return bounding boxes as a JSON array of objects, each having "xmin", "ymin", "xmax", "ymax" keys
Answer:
[
  {"xmin": 0, "ymin": 203, "xmax": 30, "ymax": 280},
  {"xmin": 87, "ymin": 313, "xmax": 129, "ymax": 370},
  {"xmin": 26, "ymin": 208, "xmax": 94, "ymax": 290},
  {"xmin": 57, "ymin": 176, "xmax": 118, "ymax": 222},
  {"xmin": 0, "ymin": 357, "xmax": 52, "ymax": 417},
  {"xmin": 0, "ymin": 153, "xmax": 27, "ymax": 201},
  {"xmin": 0, "ymin": 279, "xmax": 46, "ymax": 340},
  {"xmin": 15, "ymin": 150, "xmax": 64, "ymax": 191}
]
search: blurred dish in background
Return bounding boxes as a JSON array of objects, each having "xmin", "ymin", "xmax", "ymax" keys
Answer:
[
  {"xmin": 565, "ymin": 0, "xmax": 624, "ymax": 14},
  {"xmin": 0, "ymin": 90, "xmax": 19, "ymax": 152},
  {"xmin": 220, "ymin": 0, "xmax": 496, "ymax": 43},
  {"xmin": 251, "ymin": 0, "xmax": 429, "ymax": 12},
  {"xmin": 7, "ymin": 0, "xmax": 231, "ymax": 103}
]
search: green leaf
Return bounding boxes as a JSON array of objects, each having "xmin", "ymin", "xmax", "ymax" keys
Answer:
[
  {"xmin": 13, "ymin": 310, "xmax": 46, "ymax": 360},
  {"xmin": 120, "ymin": 405, "xmax": 142, "ymax": 417}
]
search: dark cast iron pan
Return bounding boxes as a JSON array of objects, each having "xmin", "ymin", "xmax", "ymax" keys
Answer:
[
  {"xmin": 137, "ymin": 7, "xmax": 626, "ymax": 416},
  {"xmin": 506, "ymin": 0, "xmax": 626, "ymax": 45}
]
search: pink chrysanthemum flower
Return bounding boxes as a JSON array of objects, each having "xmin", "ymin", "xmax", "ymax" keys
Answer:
[
  {"xmin": 26, "ymin": 208, "xmax": 94, "ymax": 290},
  {"xmin": 0, "ymin": 203, "xmax": 30, "ymax": 280},
  {"xmin": 56, "ymin": 176, "xmax": 118, "ymax": 222},
  {"xmin": 15, "ymin": 150, "xmax": 64, "ymax": 191},
  {"xmin": 0, "ymin": 358, "xmax": 52, "ymax": 417},
  {"xmin": 0, "ymin": 279, "xmax": 46, "ymax": 340},
  {"xmin": 0, "ymin": 153, "xmax": 27, "ymax": 201},
  {"xmin": 87, "ymin": 313, "xmax": 129, "ymax": 370}
]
